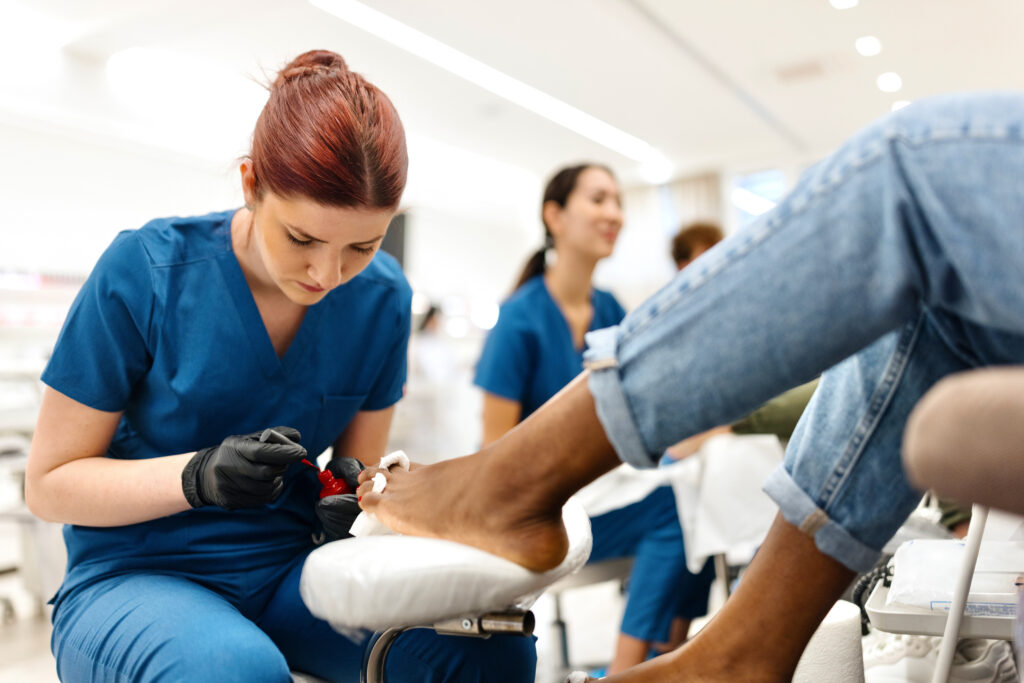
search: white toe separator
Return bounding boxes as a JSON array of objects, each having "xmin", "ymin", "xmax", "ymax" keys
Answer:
[
  {"xmin": 378, "ymin": 450, "xmax": 410, "ymax": 472},
  {"xmin": 349, "ymin": 450, "xmax": 411, "ymax": 537}
]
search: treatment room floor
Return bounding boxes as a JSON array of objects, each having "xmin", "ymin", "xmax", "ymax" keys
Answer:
[{"xmin": 0, "ymin": 571, "xmax": 723, "ymax": 683}]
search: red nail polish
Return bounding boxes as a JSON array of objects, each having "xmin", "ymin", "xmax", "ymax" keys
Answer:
[{"xmin": 301, "ymin": 459, "xmax": 351, "ymax": 498}]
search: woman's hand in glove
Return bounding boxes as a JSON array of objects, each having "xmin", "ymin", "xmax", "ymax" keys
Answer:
[
  {"xmin": 316, "ymin": 493, "xmax": 362, "ymax": 541},
  {"xmin": 181, "ymin": 427, "xmax": 307, "ymax": 509}
]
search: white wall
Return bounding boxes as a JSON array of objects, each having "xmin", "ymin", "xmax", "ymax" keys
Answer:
[{"xmin": 0, "ymin": 119, "xmax": 241, "ymax": 276}]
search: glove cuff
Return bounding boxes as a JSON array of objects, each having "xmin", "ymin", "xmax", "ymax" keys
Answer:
[{"xmin": 181, "ymin": 449, "xmax": 210, "ymax": 508}]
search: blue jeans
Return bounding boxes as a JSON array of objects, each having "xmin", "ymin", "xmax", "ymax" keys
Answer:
[
  {"xmin": 589, "ymin": 486, "xmax": 715, "ymax": 643},
  {"xmin": 51, "ymin": 552, "xmax": 536, "ymax": 682},
  {"xmin": 585, "ymin": 92, "xmax": 1024, "ymax": 572}
]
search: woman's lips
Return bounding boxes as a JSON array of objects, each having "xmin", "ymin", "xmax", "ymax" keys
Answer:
[{"xmin": 298, "ymin": 281, "xmax": 325, "ymax": 293}]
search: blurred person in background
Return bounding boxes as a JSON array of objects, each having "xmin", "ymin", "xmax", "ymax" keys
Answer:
[
  {"xmin": 24, "ymin": 49, "xmax": 534, "ymax": 683},
  {"xmin": 399, "ymin": 303, "xmax": 466, "ymax": 462},
  {"xmin": 473, "ymin": 163, "xmax": 714, "ymax": 674},
  {"xmin": 670, "ymin": 221, "xmax": 723, "ymax": 271}
]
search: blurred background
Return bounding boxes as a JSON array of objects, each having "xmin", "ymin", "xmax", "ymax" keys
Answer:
[{"xmin": 1, "ymin": 1, "xmax": 1023, "ymax": 680}]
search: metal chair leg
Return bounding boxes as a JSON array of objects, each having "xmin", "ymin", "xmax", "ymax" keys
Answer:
[
  {"xmin": 362, "ymin": 626, "xmax": 409, "ymax": 683},
  {"xmin": 360, "ymin": 610, "xmax": 535, "ymax": 683}
]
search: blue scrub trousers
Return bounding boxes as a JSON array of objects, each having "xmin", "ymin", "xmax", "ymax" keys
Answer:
[
  {"xmin": 588, "ymin": 486, "xmax": 714, "ymax": 643},
  {"xmin": 52, "ymin": 551, "xmax": 536, "ymax": 682}
]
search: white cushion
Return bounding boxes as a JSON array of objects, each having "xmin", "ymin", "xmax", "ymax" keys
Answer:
[{"xmin": 300, "ymin": 499, "xmax": 592, "ymax": 632}]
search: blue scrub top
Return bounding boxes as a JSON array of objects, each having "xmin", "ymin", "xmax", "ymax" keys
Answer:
[
  {"xmin": 474, "ymin": 275, "xmax": 626, "ymax": 420},
  {"xmin": 42, "ymin": 209, "xmax": 411, "ymax": 600}
]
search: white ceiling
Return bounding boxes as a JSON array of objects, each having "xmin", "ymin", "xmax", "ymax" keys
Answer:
[{"xmin": 3, "ymin": 0, "xmax": 1024, "ymax": 187}]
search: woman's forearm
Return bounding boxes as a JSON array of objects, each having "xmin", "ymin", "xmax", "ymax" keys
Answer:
[{"xmin": 27, "ymin": 452, "xmax": 193, "ymax": 526}]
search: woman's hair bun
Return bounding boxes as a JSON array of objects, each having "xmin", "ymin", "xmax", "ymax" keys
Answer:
[{"xmin": 274, "ymin": 49, "xmax": 349, "ymax": 88}]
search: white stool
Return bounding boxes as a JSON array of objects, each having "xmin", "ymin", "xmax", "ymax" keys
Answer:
[{"xmin": 299, "ymin": 501, "xmax": 593, "ymax": 683}]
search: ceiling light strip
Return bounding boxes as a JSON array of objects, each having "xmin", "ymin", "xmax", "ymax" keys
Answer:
[{"xmin": 310, "ymin": 0, "xmax": 665, "ymax": 164}]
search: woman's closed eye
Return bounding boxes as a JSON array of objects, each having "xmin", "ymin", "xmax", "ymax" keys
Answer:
[{"xmin": 287, "ymin": 232, "xmax": 314, "ymax": 247}]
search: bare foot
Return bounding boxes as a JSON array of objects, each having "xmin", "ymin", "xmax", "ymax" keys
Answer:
[
  {"xmin": 359, "ymin": 374, "xmax": 623, "ymax": 571},
  {"xmin": 358, "ymin": 453, "xmax": 570, "ymax": 572}
]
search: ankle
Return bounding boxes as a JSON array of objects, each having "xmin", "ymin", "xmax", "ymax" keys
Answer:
[
  {"xmin": 473, "ymin": 443, "xmax": 567, "ymax": 519},
  {"xmin": 678, "ymin": 629, "xmax": 791, "ymax": 682}
]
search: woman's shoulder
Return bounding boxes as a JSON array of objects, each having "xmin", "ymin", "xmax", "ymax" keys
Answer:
[
  {"xmin": 344, "ymin": 250, "xmax": 412, "ymax": 305},
  {"xmin": 132, "ymin": 209, "xmax": 235, "ymax": 267},
  {"xmin": 591, "ymin": 285, "xmax": 620, "ymax": 303},
  {"xmin": 492, "ymin": 278, "xmax": 548, "ymax": 332},
  {"xmin": 502, "ymin": 276, "xmax": 547, "ymax": 310},
  {"xmin": 591, "ymin": 287, "xmax": 626, "ymax": 325},
  {"xmin": 593, "ymin": 287, "xmax": 625, "ymax": 310}
]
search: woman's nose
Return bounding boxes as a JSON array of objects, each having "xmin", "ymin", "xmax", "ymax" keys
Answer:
[
  {"xmin": 606, "ymin": 202, "xmax": 624, "ymax": 224},
  {"xmin": 310, "ymin": 252, "xmax": 344, "ymax": 290}
]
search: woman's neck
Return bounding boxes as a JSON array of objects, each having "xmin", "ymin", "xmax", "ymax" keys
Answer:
[
  {"xmin": 231, "ymin": 208, "xmax": 277, "ymax": 297},
  {"xmin": 544, "ymin": 250, "xmax": 597, "ymax": 307}
]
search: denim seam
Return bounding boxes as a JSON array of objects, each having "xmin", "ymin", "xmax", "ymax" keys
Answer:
[
  {"xmin": 885, "ymin": 124, "xmax": 1024, "ymax": 148},
  {"xmin": 765, "ymin": 467, "xmax": 883, "ymax": 572},
  {"xmin": 818, "ymin": 311, "xmax": 924, "ymax": 506}
]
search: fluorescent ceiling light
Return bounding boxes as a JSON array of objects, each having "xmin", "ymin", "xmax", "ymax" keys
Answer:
[
  {"xmin": 309, "ymin": 0, "xmax": 669, "ymax": 168},
  {"xmin": 855, "ymin": 36, "xmax": 882, "ymax": 57},
  {"xmin": 829, "ymin": 0, "xmax": 859, "ymax": 8},
  {"xmin": 731, "ymin": 187, "xmax": 777, "ymax": 216},
  {"xmin": 876, "ymin": 72, "xmax": 903, "ymax": 93}
]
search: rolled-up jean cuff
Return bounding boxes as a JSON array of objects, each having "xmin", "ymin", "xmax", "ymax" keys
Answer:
[
  {"xmin": 763, "ymin": 466, "xmax": 881, "ymax": 573},
  {"xmin": 584, "ymin": 327, "xmax": 659, "ymax": 469}
]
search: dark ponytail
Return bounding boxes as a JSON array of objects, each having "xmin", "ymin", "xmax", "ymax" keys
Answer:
[
  {"xmin": 512, "ymin": 245, "xmax": 549, "ymax": 292},
  {"xmin": 511, "ymin": 163, "xmax": 613, "ymax": 292}
]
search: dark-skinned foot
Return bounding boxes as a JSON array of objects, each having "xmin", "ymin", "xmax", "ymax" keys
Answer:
[{"xmin": 357, "ymin": 453, "xmax": 569, "ymax": 572}]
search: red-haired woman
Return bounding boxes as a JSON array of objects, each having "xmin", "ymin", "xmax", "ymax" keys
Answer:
[{"xmin": 25, "ymin": 50, "xmax": 536, "ymax": 682}]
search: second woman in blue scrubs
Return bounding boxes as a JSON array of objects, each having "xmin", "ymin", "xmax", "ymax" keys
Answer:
[
  {"xmin": 25, "ymin": 49, "xmax": 535, "ymax": 683},
  {"xmin": 474, "ymin": 164, "xmax": 714, "ymax": 675}
]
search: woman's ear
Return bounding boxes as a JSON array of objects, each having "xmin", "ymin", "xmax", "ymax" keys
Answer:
[
  {"xmin": 542, "ymin": 200, "xmax": 563, "ymax": 239},
  {"xmin": 239, "ymin": 160, "xmax": 257, "ymax": 209}
]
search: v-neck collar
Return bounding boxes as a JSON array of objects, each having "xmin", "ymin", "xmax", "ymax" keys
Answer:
[
  {"xmin": 215, "ymin": 221, "xmax": 326, "ymax": 379},
  {"xmin": 539, "ymin": 277, "xmax": 597, "ymax": 354}
]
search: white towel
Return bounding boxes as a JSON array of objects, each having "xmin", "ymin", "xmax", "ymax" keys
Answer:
[{"xmin": 349, "ymin": 450, "xmax": 410, "ymax": 537}]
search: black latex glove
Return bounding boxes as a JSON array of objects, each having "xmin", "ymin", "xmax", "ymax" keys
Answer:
[
  {"xmin": 325, "ymin": 456, "xmax": 365, "ymax": 493},
  {"xmin": 316, "ymin": 493, "xmax": 362, "ymax": 541},
  {"xmin": 182, "ymin": 427, "xmax": 307, "ymax": 510}
]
